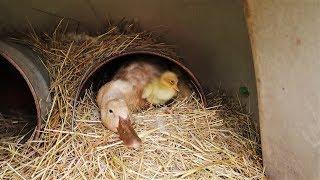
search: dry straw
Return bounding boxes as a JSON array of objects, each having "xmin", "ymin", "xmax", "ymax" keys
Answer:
[{"xmin": 0, "ymin": 20, "xmax": 264, "ymax": 179}]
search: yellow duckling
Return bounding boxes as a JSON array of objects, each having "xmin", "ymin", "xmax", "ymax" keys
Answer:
[
  {"xmin": 142, "ymin": 71, "xmax": 180, "ymax": 105},
  {"xmin": 97, "ymin": 61, "xmax": 160, "ymax": 148}
]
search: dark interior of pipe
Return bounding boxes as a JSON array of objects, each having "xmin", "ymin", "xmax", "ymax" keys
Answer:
[
  {"xmin": 80, "ymin": 54, "xmax": 198, "ymax": 101},
  {"xmin": 0, "ymin": 55, "xmax": 37, "ymax": 140}
]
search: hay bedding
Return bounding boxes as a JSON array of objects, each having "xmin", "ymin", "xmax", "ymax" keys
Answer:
[{"xmin": 0, "ymin": 21, "xmax": 263, "ymax": 179}]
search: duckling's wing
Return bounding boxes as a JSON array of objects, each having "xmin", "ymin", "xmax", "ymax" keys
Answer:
[{"xmin": 142, "ymin": 83, "xmax": 153, "ymax": 99}]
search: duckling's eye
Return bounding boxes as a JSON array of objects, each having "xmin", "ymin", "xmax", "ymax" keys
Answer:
[
  {"xmin": 170, "ymin": 80, "xmax": 174, "ymax": 85},
  {"xmin": 109, "ymin": 109, "xmax": 113, "ymax": 113}
]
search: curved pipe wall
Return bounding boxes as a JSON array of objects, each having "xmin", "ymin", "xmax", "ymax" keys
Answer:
[
  {"xmin": 0, "ymin": 40, "xmax": 51, "ymax": 140},
  {"xmin": 74, "ymin": 51, "xmax": 206, "ymax": 106}
]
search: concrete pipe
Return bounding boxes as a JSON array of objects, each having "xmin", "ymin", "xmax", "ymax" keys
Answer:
[
  {"xmin": 0, "ymin": 40, "xmax": 51, "ymax": 141},
  {"xmin": 74, "ymin": 51, "xmax": 206, "ymax": 107}
]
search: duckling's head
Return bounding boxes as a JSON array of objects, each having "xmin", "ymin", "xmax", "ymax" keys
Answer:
[
  {"xmin": 101, "ymin": 99, "xmax": 142, "ymax": 148},
  {"xmin": 160, "ymin": 71, "xmax": 179, "ymax": 92}
]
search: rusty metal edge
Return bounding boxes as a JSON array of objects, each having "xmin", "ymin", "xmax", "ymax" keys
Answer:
[
  {"xmin": 0, "ymin": 51, "xmax": 42, "ymax": 140},
  {"xmin": 71, "ymin": 50, "xmax": 207, "ymax": 131}
]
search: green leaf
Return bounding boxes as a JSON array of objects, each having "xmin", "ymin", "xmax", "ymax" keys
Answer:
[{"xmin": 239, "ymin": 86, "xmax": 250, "ymax": 96}]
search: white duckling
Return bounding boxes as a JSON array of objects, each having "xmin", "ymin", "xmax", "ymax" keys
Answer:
[{"xmin": 96, "ymin": 61, "xmax": 160, "ymax": 148}]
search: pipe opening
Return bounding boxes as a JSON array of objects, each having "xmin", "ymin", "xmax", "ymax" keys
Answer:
[
  {"xmin": 77, "ymin": 53, "xmax": 206, "ymax": 105},
  {"xmin": 0, "ymin": 55, "xmax": 37, "ymax": 140}
]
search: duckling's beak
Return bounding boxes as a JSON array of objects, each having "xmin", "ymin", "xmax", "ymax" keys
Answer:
[
  {"xmin": 117, "ymin": 117, "xmax": 142, "ymax": 149},
  {"xmin": 173, "ymin": 84, "xmax": 180, "ymax": 92}
]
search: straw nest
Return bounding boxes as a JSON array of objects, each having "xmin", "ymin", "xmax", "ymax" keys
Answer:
[{"xmin": 0, "ymin": 20, "xmax": 264, "ymax": 179}]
